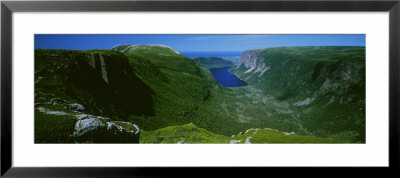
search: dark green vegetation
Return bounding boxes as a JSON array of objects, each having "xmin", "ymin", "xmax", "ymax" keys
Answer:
[
  {"xmin": 230, "ymin": 46, "xmax": 365, "ymax": 142},
  {"xmin": 34, "ymin": 109, "xmax": 77, "ymax": 143},
  {"xmin": 35, "ymin": 49, "xmax": 153, "ymax": 119},
  {"xmin": 192, "ymin": 57, "xmax": 234, "ymax": 69},
  {"xmin": 35, "ymin": 49, "xmax": 142, "ymax": 143},
  {"xmin": 35, "ymin": 45, "xmax": 364, "ymax": 143}
]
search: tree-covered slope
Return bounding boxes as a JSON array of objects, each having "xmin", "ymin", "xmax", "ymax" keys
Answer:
[
  {"xmin": 192, "ymin": 57, "xmax": 234, "ymax": 69},
  {"xmin": 111, "ymin": 45, "xmax": 213, "ymax": 130}
]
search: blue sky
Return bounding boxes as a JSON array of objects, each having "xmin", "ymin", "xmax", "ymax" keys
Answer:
[{"xmin": 35, "ymin": 34, "xmax": 365, "ymax": 52}]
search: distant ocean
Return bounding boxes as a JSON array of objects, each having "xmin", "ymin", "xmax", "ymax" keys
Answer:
[
  {"xmin": 181, "ymin": 51, "xmax": 242, "ymax": 63},
  {"xmin": 181, "ymin": 51, "xmax": 242, "ymax": 58}
]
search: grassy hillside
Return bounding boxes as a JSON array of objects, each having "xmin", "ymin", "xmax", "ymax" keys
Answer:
[
  {"xmin": 192, "ymin": 57, "xmax": 234, "ymax": 69},
  {"xmin": 141, "ymin": 123, "xmax": 340, "ymax": 144}
]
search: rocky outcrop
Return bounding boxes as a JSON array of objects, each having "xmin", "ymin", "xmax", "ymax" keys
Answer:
[
  {"xmin": 72, "ymin": 117, "xmax": 106, "ymax": 137},
  {"xmin": 71, "ymin": 117, "xmax": 140, "ymax": 143},
  {"xmin": 177, "ymin": 140, "xmax": 186, "ymax": 144},
  {"xmin": 232, "ymin": 50, "xmax": 270, "ymax": 78},
  {"xmin": 67, "ymin": 103, "xmax": 85, "ymax": 111},
  {"xmin": 36, "ymin": 103, "xmax": 140, "ymax": 143},
  {"xmin": 230, "ymin": 140, "xmax": 241, "ymax": 144},
  {"xmin": 235, "ymin": 50, "xmax": 262, "ymax": 69},
  {"xmin": 36, "ymin": 107, "xmax": 68, "ymax": 116},
  {"xmin": 245, "ymin": 137, "xmax": 252, "ymax": 144},
  {"xmin": 293, "ymin": 97, "xmax": 315, "ymax": 106}
]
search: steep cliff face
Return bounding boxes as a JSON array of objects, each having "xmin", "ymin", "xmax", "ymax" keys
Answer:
[
  {"xmin": 234, "ymin": 50, "xmax": 271, "ymax": 78},
  {"xmin": 34, "ymin": 49, "xmax": 155, "ymax": 143},
  {"xmin": 35, "ymin": 49, "xmax": 154, "ymax": 119},
  {"xmin": 231, "ymin": 46, "xmax": 365, "ymax": 103},
  {"xmin": 230, "ymin": 46, "xmax": 366, "ymax": 142}
]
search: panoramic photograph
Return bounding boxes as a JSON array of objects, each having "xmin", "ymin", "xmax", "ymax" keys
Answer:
[{"xmin": 34, "ymin": 34, "xmax": 365, "ymax": 144}]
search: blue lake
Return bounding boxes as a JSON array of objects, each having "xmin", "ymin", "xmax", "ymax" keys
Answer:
[{"xmin": 209, "ymin": 67, "xmax": 248, "ymax": 87}]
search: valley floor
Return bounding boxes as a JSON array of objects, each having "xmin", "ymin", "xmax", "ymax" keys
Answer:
[{"xmin": 139, "ymin": 68, "xmax": 350, "ymax": 143}]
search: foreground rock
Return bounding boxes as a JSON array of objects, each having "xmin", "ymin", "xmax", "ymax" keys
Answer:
[{"xmin": 36, "ymin": 105, "xmax": 140, "ymax": 143}]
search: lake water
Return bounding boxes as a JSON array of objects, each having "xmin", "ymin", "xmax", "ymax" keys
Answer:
[{"xmin": 209, "ymin": 67, "xmax": 248, "ymax": 87}]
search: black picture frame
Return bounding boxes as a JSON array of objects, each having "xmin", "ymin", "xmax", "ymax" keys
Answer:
[{"xmin": 1, "ymin": 0, "xmax": 399, "ymax": 177}]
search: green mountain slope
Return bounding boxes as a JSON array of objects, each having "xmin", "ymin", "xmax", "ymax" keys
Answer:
[
  {"xmin": 112, "ymin": 45, "xmax": 354, "ymax": 142},
  {"xmin": 35, "ymin": 45, "xmax": 364, "ymax": 143},
  {"xmin": 230, "ymin": 46, "xmax": 365, "ymax": 142},
  {"xmin": 111, "ymin": 45, "xmax": 213, "ymax": 130},
  {"xmin": 192, "ymin": 57, "xmax": 234, "ymax": 69},
  {"xmin": 110, "ymin": 45, "xmax": 298, "ymax": 138}
]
